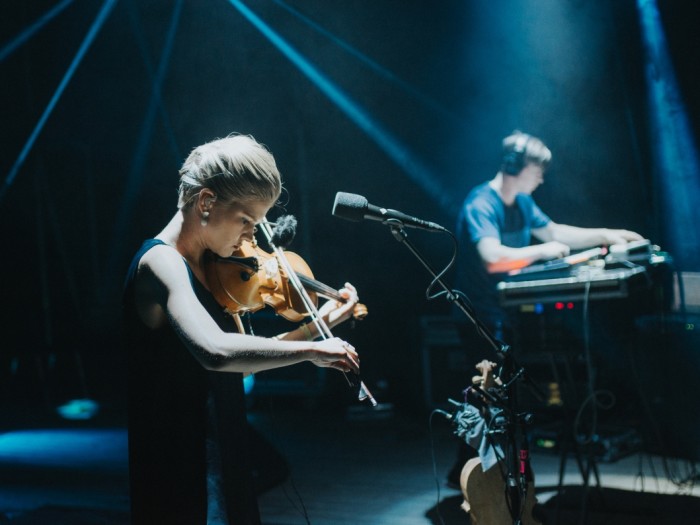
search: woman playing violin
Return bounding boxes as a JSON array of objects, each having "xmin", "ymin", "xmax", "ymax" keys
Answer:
[{"xmin": 122, "ymin": 133, "xmax": 362, "ymax": 525}]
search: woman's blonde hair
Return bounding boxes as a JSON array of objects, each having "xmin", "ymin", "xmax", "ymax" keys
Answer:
[{"xmin": 177, "ymin": 134, "xmax": 282, "ymax": 209}]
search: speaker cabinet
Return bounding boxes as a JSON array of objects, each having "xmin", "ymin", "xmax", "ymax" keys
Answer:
[
  {"xmin": 420, "ymin": 316, "xmax": 501, "ymax": 409},
  {"xmin": 634, "ymin": 314, "xmax": 700, "ymax": 461}
]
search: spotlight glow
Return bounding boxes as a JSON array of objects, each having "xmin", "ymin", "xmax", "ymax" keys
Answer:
[
  {"xmin": 227, "ymin": 0, "xmax": 454, "ymax": 213},
  {"xmin": 0, "ymin": 0, "xmax": 118, "ymax": 203},
  {"xmin": 638, "ymin": 0, "xmax": 700, "ymax": 269}
]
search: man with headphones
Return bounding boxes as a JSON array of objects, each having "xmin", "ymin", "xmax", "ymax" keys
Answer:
[
  {"xmin": 446, "ymin": 130, "xmax": 642, "ymax": 486},
  {"xmin": 455, "ymin": 130, "xmax": 642, "ymax": 337}
]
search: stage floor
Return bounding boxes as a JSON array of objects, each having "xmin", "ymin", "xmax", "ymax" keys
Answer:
[{"xmin": 0, "ymin": 401, "xmax": 699, "ymax": 524}]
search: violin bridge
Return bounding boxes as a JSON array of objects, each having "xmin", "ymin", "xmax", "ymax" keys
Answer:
[{"xmin": 262, "ymin": 256, "xmax": 281, "ymax": 290}]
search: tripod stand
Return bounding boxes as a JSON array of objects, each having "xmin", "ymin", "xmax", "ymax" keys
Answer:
[{"xmin": 385, "ymin": 221, "xmax": 541, "ymax": 525}]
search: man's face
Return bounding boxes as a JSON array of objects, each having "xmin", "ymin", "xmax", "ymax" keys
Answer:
[{"xmin": 516, "ymin": 164, "xmax": 544, "ymax": 194}]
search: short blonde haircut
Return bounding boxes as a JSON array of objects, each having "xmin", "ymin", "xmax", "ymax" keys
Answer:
[
  {"xmin": 178, "ymin": 134, "xmax": 282, "ymax": 209},
  {"xmin": 501, "ymin": 131, "xmax": 552, "ymax": 172}
]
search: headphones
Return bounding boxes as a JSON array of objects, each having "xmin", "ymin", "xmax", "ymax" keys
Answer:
[{"xmin": 501, "ymin": 133, "xmax": 531, "ymax": 176}]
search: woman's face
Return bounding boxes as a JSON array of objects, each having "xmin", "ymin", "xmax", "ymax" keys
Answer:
[{"xmin": 205, "ymin": 198, "xmax": 273, "ymax": 257}]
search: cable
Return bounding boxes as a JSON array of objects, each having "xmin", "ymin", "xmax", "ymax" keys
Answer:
[
  {"xmin": 425, "ymin": 229, "xmax": 459, "ymax": 302},
  {"xmin": 428, "ymin": 410, "xmax": 448, "ymax": 525},
  {"xmin": 574, "ymin": 279, "xmax": 609, "ymax": 447}
]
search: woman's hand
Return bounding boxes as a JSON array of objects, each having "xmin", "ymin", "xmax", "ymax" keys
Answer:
[
  {"xmin": 309, "ymin": 337, "xmax": 360, "ymax": 373},
  {"xmin": 318, "ymin": 282, "xmax": 360, "ymax": 329}
]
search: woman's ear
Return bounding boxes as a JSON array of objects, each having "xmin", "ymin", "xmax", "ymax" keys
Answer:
[{"xmin": 198, "ymin": 189, "xmax": 217, "ymax": 211}]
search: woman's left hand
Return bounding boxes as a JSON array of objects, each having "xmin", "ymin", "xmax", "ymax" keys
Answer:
[{"xmin": 318, "ymin": 282, "xmax": 360, "ymax": 329}]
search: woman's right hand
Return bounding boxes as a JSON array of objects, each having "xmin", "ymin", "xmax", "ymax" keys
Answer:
[{"xmin": 309, "ymin": 337, "xmax": 360, "ymax": 374}]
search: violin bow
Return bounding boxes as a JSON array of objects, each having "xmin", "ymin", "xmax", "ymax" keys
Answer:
[{"xmin": 258, "ymin": 219, "xmax": 376, "ymax": 406}]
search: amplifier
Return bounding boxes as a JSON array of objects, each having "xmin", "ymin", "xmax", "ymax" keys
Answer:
[{"xmin": 419, "ymin": 316, "xmax": 473, "ymax": 409}]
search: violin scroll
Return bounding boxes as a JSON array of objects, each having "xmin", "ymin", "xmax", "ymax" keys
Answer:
[{"xmin": 352, "ymin": 303, "xmax": 368, "ymax": 320}]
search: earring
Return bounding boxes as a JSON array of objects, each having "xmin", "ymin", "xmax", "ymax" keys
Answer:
[{"xmin": 200, "ymin": 211, "xmax": 209, "ymax": 227}]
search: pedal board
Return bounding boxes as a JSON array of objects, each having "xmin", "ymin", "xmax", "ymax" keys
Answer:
[{"xmin": 530, "ymin": 424, "xmax": 642, "ymax": 463}]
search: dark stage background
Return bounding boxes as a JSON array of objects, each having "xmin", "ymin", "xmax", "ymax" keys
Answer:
[{"xmin": 1, "ymin": 0, "xmax": 698, "ymax": 420}]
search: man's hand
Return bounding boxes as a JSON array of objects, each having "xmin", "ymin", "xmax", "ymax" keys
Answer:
[
  {"xmin": 602, "ymin": 229, "xmax": 644, "ymax": 245},
  {"xmin": 538, "ymin": 241, "xmax": 570, "ymax": 261}
]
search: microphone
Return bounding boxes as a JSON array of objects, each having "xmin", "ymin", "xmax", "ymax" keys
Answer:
[
  {"xmin": 332, "ymin": 192, "xmax": 447, "ymax": 232},
  {"xmin": 269, "ymin": 215, "xmax": 297, "ymax": 249}
]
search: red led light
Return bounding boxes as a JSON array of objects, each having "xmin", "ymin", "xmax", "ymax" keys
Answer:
[
  {"xmin": 555, "ymin": 302, "xmax": 564, "ymax": 310},
  {"xmin": 567, "ymin": 302, "xmax": 574, "ymax": 309}
]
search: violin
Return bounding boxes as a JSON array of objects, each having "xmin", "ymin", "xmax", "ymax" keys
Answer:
[
  {"xmin": 204, "ymin": 240, "xmax": 368, "ymax": 323},
  {"xmin": 204, "ymin": 219, "xmax": 375, "ymax": 406}
]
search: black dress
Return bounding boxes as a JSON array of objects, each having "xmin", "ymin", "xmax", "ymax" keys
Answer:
[{"xmin": 122, "ymin": 239, "xmax": 260, "ymax": 525}]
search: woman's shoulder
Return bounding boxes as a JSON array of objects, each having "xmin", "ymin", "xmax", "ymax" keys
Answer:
[
  {"xmin": 137, "ymin": 241, "xmax": 188, "ymax": 284},
  {"xmin": 142, "ymin": 237, "xmax": 181, "ymax": 259}
]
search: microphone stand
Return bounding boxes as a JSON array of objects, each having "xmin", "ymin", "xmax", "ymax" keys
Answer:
[{"xmin": 386, "ymin": 220, "xmax": 538, "ymax": 525}]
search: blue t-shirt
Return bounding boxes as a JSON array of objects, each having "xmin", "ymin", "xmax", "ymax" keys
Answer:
[
  {"xmin": 464, "ymin": 183, "xmax": 550, "ymax": 249},
  {"xmin": 455, "ymin": 183, "xmax": 550, "ymax": 328}
]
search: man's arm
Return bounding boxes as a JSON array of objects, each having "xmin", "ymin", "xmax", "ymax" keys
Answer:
[
  {"xmin": 476, "ymin": 236, "xmax": 571, "ymax": 274},
  {"xmin": 533, "ymin": 222, "xmax": 643, "ymax": 250}
]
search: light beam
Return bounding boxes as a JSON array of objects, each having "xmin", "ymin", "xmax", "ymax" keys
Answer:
[
  {"xmin": 0, "ymin": 0, "xmax": 117, "ymax": 204},
  {"xmin": 227, "ymin": 0, "xmax": 455, "ymax": 213},
  {"xmin": 638, "ymin": 0, "xmax": 700, "ymax": 269}
]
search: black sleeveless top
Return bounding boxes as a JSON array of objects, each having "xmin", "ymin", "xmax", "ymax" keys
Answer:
[{"xmin": 122, "ymin": 239, "xmax": 260, "ymax": 525}]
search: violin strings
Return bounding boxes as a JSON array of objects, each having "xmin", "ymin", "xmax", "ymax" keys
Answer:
[{"xmin": 295, "ymin": 273, "xmax": 341, "ymax": 300}]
